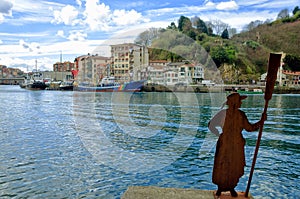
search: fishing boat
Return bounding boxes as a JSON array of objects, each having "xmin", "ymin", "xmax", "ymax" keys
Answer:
[
  {"xmin": 74, "ymin": 76, "xmax": 145, "ymax": 92},
  {"xmin": 25, "ymin": 60, "xmax": 47, "ymax": 90},
  {"xmin": 25, "ymin": 72, "xmax": 47, "ymax": 90},
  {"xmin": 19, "ymin": 77, "xmax": 30, "ymax": 88},
  {"xmin": 59, "ymin": 80, "xmax": 74, "ymax": 91}
]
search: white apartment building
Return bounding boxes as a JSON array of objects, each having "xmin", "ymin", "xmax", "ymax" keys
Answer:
[
  {"xmin": 75, "ymin": 54, "xmax": 110, "ymax": 85},
  {"xmin": 147, "ymin": 61, "xmax": 205, "ymax": 85},
  {"xmin": 110, "ymin": 43, "xmax": 149, "ymax": 83}
]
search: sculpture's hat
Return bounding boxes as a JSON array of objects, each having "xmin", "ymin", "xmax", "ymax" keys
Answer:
[{"xmin": 226, "ymin": 92, "xmax": 247, "ymax": 105}]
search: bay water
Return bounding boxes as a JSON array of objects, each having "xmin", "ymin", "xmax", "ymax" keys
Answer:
[{"xmin": 0, "ymin": 85, "xmax": 299, "ymax": 198}]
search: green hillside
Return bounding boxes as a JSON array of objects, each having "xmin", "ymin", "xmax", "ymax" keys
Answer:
[
  {"xmin": 140, "ymin": 12, "xmax": 300, "ymax": 84},
  {"xmin": 198, "ymin": 20, "xmax": 300, "ymax": 83}
]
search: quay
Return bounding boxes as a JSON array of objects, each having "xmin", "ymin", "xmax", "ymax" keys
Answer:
[
  {"xmin": 121, "ymin": 186, "xmax": 254, "ymax": 199},
  {"xmin": 142, "ymin": 83, "xmax": 300, "ymax": 94},
  {"xmin": 142, "ymin": 84, "xmax": 264, "ymax": 93}
]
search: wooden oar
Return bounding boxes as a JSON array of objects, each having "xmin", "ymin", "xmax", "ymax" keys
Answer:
[{"xmin": 245, "ymin": 53, "xmax": 282, "ymax": 197}]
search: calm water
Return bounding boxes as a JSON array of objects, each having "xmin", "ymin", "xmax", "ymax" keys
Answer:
[{"xmin": 0, "ymin": 85, "xmax": 299, "ymax": 199}]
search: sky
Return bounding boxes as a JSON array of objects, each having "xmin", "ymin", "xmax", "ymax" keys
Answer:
[{"xmin": 0, "ymin": 0, "xmax": 298, "ymax": 72}]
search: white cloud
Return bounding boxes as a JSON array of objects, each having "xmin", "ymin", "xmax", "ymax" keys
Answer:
[
  {"xmin": 0, "ymin": 0, "xmax": 13, "ymax": 14},
  {"xmin": 204, "ymin": 0, "xmax": 215, "ymax": 8},
  {"xmin": 76, "ymin": 0, "xmax": 82, "ymax": 7},
  {"xmin": 56, "ymin": 30, "xmax": 65, "ymax": 38},
  {"xmin": 19, "ymin": 39, "xmax": 41, "ymax": 53},
  {"xmin": 0, "ymin": 39, "xmax": 102, "ymax": 71},
  {"xmin": 112, "ymin": 9, "xmax": 145, "ymax": 26},
  {"xmin": 83, "ymin": 0, "xmax": 111, "ymax": 31},
  {"xmin": 82, "ymin": 0, "xmax": 147, "ymax": 31},
  {"xmin": 67, "ymin": 31, "xmax": 87, "ymax": 41},
  {"xmin": 0, "ymin": 39, "xmax": 3, "ymax": 44},
  {"xmin": 0, "ymin": 14, "xmax": 4, "ymax": 23},
  {"xmin": 216, "ymin": 1, "xmax": 239, "ymax": 10},
  {"xmin": 201, "ymin": 10, "xmax": 277, "ymax": 31},
  {"xmin": 0, "ymin": 0, "xmax": 13, "ymax": 23},
  {"xmin": 52, "ymin": 5, "xmax": 79, "ymax": 25}
]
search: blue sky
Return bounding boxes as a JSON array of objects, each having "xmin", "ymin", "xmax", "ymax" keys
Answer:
[{"xmin": 0, "ymin": 0, "xmax": 298, "ymax": 72}]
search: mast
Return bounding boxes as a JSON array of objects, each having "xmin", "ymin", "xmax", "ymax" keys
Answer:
[{"xmin": 60, "ymin": 50, "xmax": 62, "ymax": 63}]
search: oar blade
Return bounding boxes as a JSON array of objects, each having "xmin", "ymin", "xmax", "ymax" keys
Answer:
[{"xmin": 265, "ymin": 53, "xmax": 282, "ymax": 101}]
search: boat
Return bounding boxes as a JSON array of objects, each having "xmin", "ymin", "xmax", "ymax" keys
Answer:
[
  {"xmin": 74, "ymin": 76, "xmax": 145, "ymax": 92},
  {"xmin": 25, "ymin": 60, "xmax": 47, "ymax": 90},
  {"xmin": 19, "ymin": 69, "xmax": 30, "ymax": 88},
  {"xmin": 19, "ymin": 78, "xmax": 30, "ymax": 88},
  {"xmin": 59, "ymin": 80, "xmax": 74, "ymax": 91},
  {"xmin": 25, "ymin": 72, "xmax": 47, "ymax": 90},
  {"xmin": 237, "ymin": 88, "xmax": 263, "ymax": 94}
]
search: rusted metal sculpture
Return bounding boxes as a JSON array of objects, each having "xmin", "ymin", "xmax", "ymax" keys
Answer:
[
  {"xmin": 208, "ymin": 53, "xmax": 281, "ymax": 198},
  {"xmin": 209, "ymin": 92, "xmax": 264, "ymax": 197}
]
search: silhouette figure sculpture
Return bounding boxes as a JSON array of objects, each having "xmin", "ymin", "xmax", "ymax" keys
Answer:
[{"xmin": 208, "ymin": 93, "xmax": 264, "ymax": 197}]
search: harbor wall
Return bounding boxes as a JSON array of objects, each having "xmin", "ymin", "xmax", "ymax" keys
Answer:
[{"xmin": 142, "ymin": 84, "xmax": 300, "ymax": 94}]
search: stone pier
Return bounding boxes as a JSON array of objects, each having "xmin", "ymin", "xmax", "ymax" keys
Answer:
[{"xmin": 121, "ymin": 186, "xmax": 254, "ymax": 199}]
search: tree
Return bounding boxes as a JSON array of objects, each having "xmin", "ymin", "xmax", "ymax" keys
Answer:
[
  {"xmin": 277, "ymin": 8, "xmax": 289, "ymax": 19},
  {"xmin": 187, "ymin": 30, "xmax": 197, "ymax": 40},
  {"xmin": 192, "ymin": 16, "xmax": 208, "ymax": 34},
  {"xmin": 209, "ymin": 19, "xmax": 229, "ymax": 36},
  {"xmin": 221, "ymin": 28, "xmax": 229, "ymax": 39},
  {"xmin": 167, "ymin": 22, "xmax": 177, "ymax": 30},
  {"xmin": 244, "ymin": 20, "xmax": 264, "ymax": 31},
  {"xmin": 207, "ymin": 26, "xmax": 214, "ymax": 36},
  {"xmin": 210, "ymin": 46, "xmax": 229, "ymax": 67},
  {"xmin": 283, "ymin": 54, "xmax": 300, "ymax": 71},
  {"xmin": 134, "ymin": 28, "xmax": 161, "ymax": 46},
  {"xmin": 178, "ymin": 16, "xmax": 192, "ymax": 32},
  {"xmin": 293, "ymin": 6, "xmax": 300, "ymax": 15},
  {"xmin": 227, "ymin": 28, "xmax": 237, "ymax": 38}
]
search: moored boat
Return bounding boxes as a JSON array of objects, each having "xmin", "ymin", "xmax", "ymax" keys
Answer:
[
  {"xmin": 237, "ymin": 88, "xmax": 263, "ymax": 94},
  {"xmin": 26, "ymin": 80, "xmax": 47, "ymax": 90},
  {"xmin": 25, "ymin": 72, "xmax": 47, "ymax": 90},
  {"xmin": 59, "ymin": 80, "xmax": 74, "ymax": 91},
  {"xmin": 74, "ymin": 76, "xmax": 145, "ymax": 92},
  {"xmin": 25, "ymin": 60, "xmax": 47, "ymax": 90}
]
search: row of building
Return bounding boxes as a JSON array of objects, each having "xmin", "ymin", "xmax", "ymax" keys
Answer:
[
  {"xmin": 72, "ymin": 43, "xmax": 205, "ymax": 86},
  {"xmin": 1, "ymin": 44, "xmax": 299, "ymax": 87},
  {"xmin": 0, "ymin": 65, "xmax": 25, "ymax": 84}
]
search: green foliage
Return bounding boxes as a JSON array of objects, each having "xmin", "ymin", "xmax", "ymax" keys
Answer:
[
  {"xmin": 243, "ymin": 40, "xmax": 260, "ymax": 49},
  {"xmin": 283, "ymin": 11, "xmax": 300, "ymax": 22},
  {"xmin": 221, "ymin": 28, "xmax": 229, "ymax": 39},
  {"xmin": 149, "ymin": 48, "xmax": 183, "ymax": 62},
  {"xmin": 136, "ymin": 12, "xmax": 300, "ymax": 82},
  {"xmin": 195, "ymin": 18, "xmax": 208, "ymax": 34},
  {"xmin": 178, "ymin": 16, "xmax": 192, "ymax": 32},
  {"xmin": 197, "ymin": 33, "xmax": 206, "ymax": 42},
  {"xmin": 210, "ymin": 46, "xmax": 229, "ymax": 67},
  {"xmin": 283, "ymin": 54, "xmax": 300, "ymax": 71},
  {"xmin": 293, "ymin": 6, "xmax": 300, "ymax": 15},
  {"xmin": 167, "ymin": 22, "xmax": 177, "ymax": 30},
  {"xmin": 187, "ymin": 30, "xmax": 197, "ymax": 40}
]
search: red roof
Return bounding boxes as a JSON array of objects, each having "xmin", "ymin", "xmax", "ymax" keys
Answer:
[{"xmin": 282, "ymin": 70, "xmax": 300, "ymax": 75}]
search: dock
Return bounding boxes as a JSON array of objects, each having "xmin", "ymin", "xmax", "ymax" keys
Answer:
[{"xmin": 121, "ymin": 186, "xmax": 254, "ymax": 199}]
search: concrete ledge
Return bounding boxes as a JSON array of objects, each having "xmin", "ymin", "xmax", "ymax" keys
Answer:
[{"xmin": 121, "ymin": 186, "xmax": 254, "ymax": 199}]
